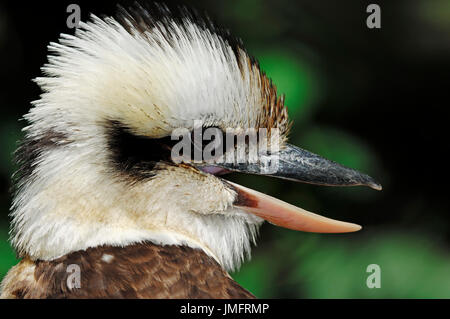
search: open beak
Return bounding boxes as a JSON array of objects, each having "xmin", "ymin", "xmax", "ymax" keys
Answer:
[{"xmin": 198, "ymin": 143, "xmax": 381, "ymax": 233}]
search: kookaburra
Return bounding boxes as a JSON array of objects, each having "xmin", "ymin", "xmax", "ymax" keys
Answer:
[{"xmin": 0, "ymin": 3, "xmax": 381, "ymax": 298}]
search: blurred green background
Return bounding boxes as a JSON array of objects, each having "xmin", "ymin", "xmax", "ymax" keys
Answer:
[{"xmin": 0, "ymin": 0, "xmax": 449, "ymax": 298}]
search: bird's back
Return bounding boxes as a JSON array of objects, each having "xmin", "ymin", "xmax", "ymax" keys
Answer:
[{"xmin": 0, "ymin": 242, "xmax": 254, "ymax": 299}]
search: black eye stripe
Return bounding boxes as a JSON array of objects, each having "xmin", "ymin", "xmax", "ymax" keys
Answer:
[
  {"xmin": 106, "ymin": 121, "xmax": 262, "ymax": 180},
  {"xmin": 105, "ymin": 122, "xmax": 222, "ymax": 179},
  {"xmin": 105, "ymin": 120, "xmax": 177, "ymax": 180}
]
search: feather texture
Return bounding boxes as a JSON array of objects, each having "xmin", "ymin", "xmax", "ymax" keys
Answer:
[{"xmin": 0, "ymin": 242, "xmax": 254, "ymax": 299}]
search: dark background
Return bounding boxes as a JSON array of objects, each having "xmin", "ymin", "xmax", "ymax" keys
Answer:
[{"xmin": 0, "ymin": 0, "xmax": 449, "ymax": 297}]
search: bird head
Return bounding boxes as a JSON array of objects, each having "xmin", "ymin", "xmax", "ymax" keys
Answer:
[{"xmin": 10, "ymin": 3, "xmax": 381, "ymax": 271}]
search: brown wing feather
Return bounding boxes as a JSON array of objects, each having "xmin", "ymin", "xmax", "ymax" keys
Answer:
[{"xmin": 1, "ymin": 242, "xmax": 255, "ymax": 299}]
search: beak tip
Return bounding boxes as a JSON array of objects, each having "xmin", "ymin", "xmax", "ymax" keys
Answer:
[
  {"xmin": 369, "ymin": 182, "xmax": 383, "ymax": 191},
  {"xmin": 361, "ymin": 174, "xmax": 382, "ymax": 191}
]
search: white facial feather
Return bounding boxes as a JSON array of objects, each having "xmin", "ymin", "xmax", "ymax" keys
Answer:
[{"xmin": 9, "ymin": 8, "xmax": 285, "ymax": 272}]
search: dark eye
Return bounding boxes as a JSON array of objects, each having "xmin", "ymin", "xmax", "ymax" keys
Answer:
[
  {"xmin": 191, "ymin": 126, "xmax": 226, "ymax": 159},
  {"xmin": 193, "ymin": 126, "xmax": 261, "ymax": 162}
]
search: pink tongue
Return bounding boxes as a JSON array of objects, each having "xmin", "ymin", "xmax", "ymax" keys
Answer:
[
  {"xmin": 199, "ymin": 166, "xmax": 229, "ymax": 175},
  {"xmin": 229, "ymin": 181, "xmax": 362, "ymax": 233}
]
